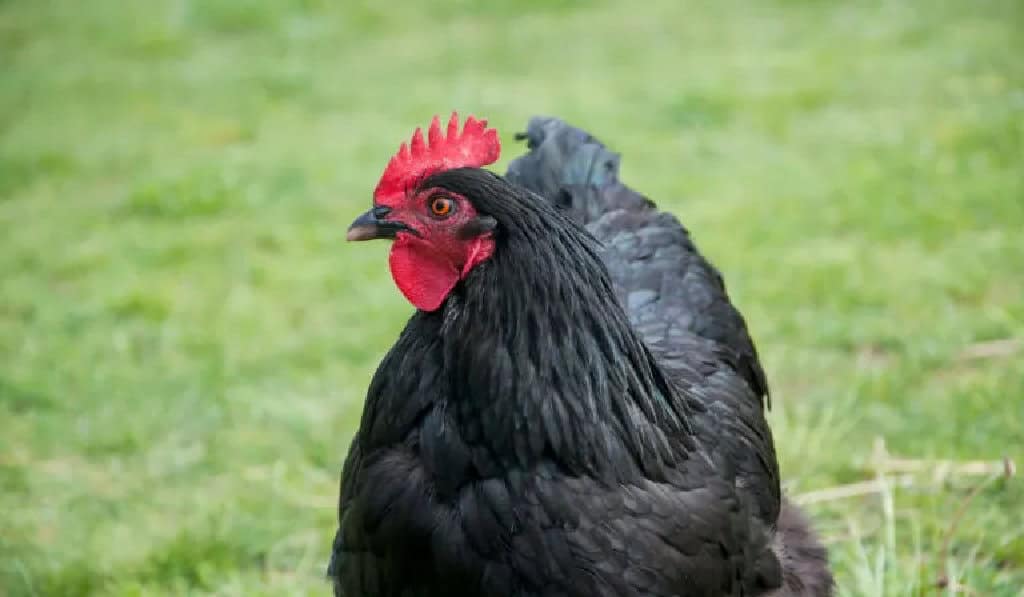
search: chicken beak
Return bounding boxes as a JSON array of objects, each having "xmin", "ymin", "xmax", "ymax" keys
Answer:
[
  {"xmin": 346, "ymin": 206, "xmax": 406, "ymax": 242},
  {"xmin": 346, "ymin": 208, "xmax": 383, "ymax": 242}
]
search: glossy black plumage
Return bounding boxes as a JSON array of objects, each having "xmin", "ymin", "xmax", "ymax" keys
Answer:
[
  {"xmin": 329, "ymin": 117, "xmax": 832, "ymax": 596},
  {"xmin": 505, "ymin": 117, "xmax": 769, "ymax": 404}
]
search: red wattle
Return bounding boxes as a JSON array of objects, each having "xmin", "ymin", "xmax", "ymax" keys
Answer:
[{"xmin": 389, "ymin": 240, "xmax": 460, "ymax": 312}]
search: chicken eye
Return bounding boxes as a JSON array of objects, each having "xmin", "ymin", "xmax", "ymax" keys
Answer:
[{"xmin": 429, "ymin": 196, "xmax": 455, "ymax": 218}]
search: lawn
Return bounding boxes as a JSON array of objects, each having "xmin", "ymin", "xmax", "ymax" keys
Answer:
[{"xmin": 1, "ymin": 0, "xmax": 1022, "ymax": 595}]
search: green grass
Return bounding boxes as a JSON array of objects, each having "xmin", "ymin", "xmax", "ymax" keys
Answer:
[{"xmin": 2, "ymin": 0, "xmax": 1022, "ymax": 594}]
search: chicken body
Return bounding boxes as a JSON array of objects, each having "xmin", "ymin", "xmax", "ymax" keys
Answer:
[{"xmin": 329, "ymin": 118, "xmax": 832, "ymax": 597}]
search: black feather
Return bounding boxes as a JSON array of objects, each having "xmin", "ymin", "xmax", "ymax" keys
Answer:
[{"xmin": 506, "ymin": 116, "xmax": 770, "ymax": 403}]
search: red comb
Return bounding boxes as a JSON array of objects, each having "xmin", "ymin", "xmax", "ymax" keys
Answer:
[{"xmin": 373, "ymin": 112, "xmax": 501, "ymax": 206}]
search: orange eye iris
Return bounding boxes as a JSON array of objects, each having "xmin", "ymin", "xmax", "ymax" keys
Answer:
[{"xmin": 429, "ymin": 196, "xmax": 454, "ymax": 218}]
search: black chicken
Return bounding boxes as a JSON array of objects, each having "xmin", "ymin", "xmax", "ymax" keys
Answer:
[{"xmin": 329, "ymin": 113, "xmax": 832, "ymax": 596}]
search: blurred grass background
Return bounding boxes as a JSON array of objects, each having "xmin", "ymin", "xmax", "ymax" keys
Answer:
[{"xmin": 2, "ymin": 0, "xmax": 1022, "ymax": 595}]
